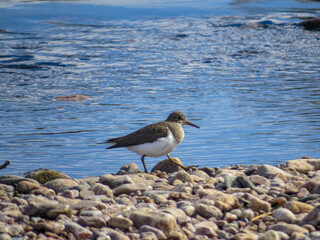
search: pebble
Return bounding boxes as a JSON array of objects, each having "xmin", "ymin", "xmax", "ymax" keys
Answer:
[{"xmin": 0, "ymin": 158, "xmax": 320, "ymax": 239}]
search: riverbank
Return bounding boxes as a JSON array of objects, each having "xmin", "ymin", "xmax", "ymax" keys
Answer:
[{"xmin": 0, "ymin": 157, "xmax": 320, "ymax": 240}]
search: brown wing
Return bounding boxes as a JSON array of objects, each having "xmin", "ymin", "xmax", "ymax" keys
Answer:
[{"xmin": 106, "ymin": 122, "xmax": 169, "ymax": 149}]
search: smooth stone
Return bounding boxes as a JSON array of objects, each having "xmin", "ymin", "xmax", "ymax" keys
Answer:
[
  {"xmin": 302, "ymin": 175, "xmax": 320, "ymax": 193},
  {"xmin": 117, "ymin": 163, "xmax": 140, "ymax": 174},
  {"xmin": 90, "ymin": 183, "xmax": 114, "ymax": 199},
  {"xmin": 25, "ymin": 168, "xmax": 71, "ymax": 184},
  {"xmin": 180, "ymin": 205, "xmax": 196, "ymax": 216},
  {"xmin": 270, "ymin": 223, "xmax": 308, "ymax": 235},
  {"xmin": 258, "ymin": 230, "xmax": 289, "ymax": 240},
  {"xmin": 285, "ymin": 158, "xmax": 320, "ymax": 174},
  {"xmin": 33, "ymin": 220, "xmax": 65, "ymax": 234},
  {"xmin": 250, "ymin": 175, "xmax": 270, "ymax": 186},
  {"xmin": 257, "ymin": 165, "xmax": 292, "ymax": 179},
  {"xmin": 99, "ymin": 174, "xmax": 118, "ymax": 187},
  {"xmin": 15, "ymin": 180, "xmax": 42, "ymax": 193},
  {"xmin": 30, "ymin": 188, "xmax": 56, "ymax": 198},
  {"xmin": 113, "ymin": 183, "xmax": 152, "ymax": 195},
  {"xmin": 107, "ymin": 216, "xmax": 133, "ymax": 230},
  {"xmin": 286, "ymin": 201, "xmax": 314, "ymax": 214},
  {"xmin": 0, "ymin": 175, "xmax": 38, "ymax": 186},
  {"xmin": 71, "ymin": 200, "xmax": 107, "ymax": 211},
  {"xmin": 234, "ymin": 232, "xmax": 259, "ymax": 240},
  {"xmin": 195, "ymin": 203, "xmax": 223, "ymax": 219},
  {"xmin": 273, "ymin": 208, "xmax": 296, "ymax": 223},
  {"xmin": 189, "ymin": 169, "xmax": 210, "ymax": 181},
  {"xmin": 78, "ymin": 216, "xmax": 107, "ymax": 228},
  {"xmin": 310, "ymin": 231, "xmax": 320, "ymax": 240},
  {"xmin": 242, "ymin": 193, "xmax": 271, "ymax": 213},
  {"xmin": 79, "ymin": 210, "xmax": 103, "ymax": 217},
  {"xmin": 64, "ymin": 222, "xmax": 92, "ymax": 239},
  {"xmin": 129, "ymin": 211, "xmax": 179, "ymax": 235},
  {"xmin": 151, "ymin": 157, "xmax": 184, "ymax": 173},
  {"xmin": 194, "ymin": 221, "xmax": 218, "ymax": 237},
  {"xmin": 0, "ymin": 233, "xmax": 11, "ymax": 240},
  {"xmin": 168, "ymin": 170, "xmax": 194, "ymax": 184},
  {"xmin": 301, "ymin": 205, "xmax": 320, "ymax": 227},
  {"xmin": 44, "ymin": 179, "xmax": 78, "ymax": 193},
  {"xmin": 141, "ymin": 231, "xmax": 158, "ymax": 240},
  {"xmin": 111, "ymin": 175, "xmax": 134, "ymax": 188},
  {"xmin": 139, "ymin": 225, "xmax": 166, "ymax": 240}
]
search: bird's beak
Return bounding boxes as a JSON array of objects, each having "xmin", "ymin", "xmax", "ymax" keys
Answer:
[{"xmin": 185, "ymin": 121, "xmax": 200, "ymax": 128}]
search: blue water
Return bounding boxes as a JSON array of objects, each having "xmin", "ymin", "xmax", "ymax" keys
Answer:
[{"xmin": 0, "ymin": 0, "xmax": 319, "ymax": 178}]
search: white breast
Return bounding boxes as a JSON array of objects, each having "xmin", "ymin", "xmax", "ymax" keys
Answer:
[{"xmin": 127, "ymin": 128, "xmax": 179, "ymax": 157}]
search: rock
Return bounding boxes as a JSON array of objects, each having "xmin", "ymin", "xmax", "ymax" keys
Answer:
[
  {"xmin": 258, "ymin": 230, "xmax": 289, "ymax": 240},
  {"xmin": 168, "ymin": 170, "xmax": 194, "ymax": 184},
  {"xmin": 117, "ymin": 163, "xmax": 140, "ymax": 174},
  {"xmin": 195, "ymin": 221, "xmax": 217, "ymax": 237},
  {"xmin": 0, "ymin": 175, "xmax": 38, "ymax": 186},
  {"xmin": 270, "ymin": 223, "xmax": 308, "ymax": 235},
  {"xmin": 139, "ymin": 225, "xmax": 166, "ymax": 240},
  {"xmin": 99, "ymin": 174, "xmax": 118, "ymax": 187},
  {"xmin": 108, "ymin": 216, "xmax": 133, "ymax": 230},
  {"xmin": 129, "ymin": 211, "xmax": 179, "ymax": 235},
  {"xmin": 78, "ymin": 216, "xmax": 107, "ymax": 228},
  {"xmin": 257, "ymin": 165, "xmax": 292, "ymax": 179},
  {"xmin": 151, "ymin": 157, "xmax": 184, "ymax": 173},
  {"xmin": 310, "ymin": 231, "xmax": 320, "ymax": 240},
  {"xmin": 16, "ymin": 180, "xmax": 43, "ymax": 193},
  {"xmin": 90, "ymin": 183, "xmax": 113, "ymax": 199},
  {"xmin": 33, "ymin": 220, "xmax": 65, "ymax": 234},
  {"xmin": 22, "ymin": 197, "xmax": 72, "ymax": 219},
  {"xmin": 113, "ymin": 183, "xmax": 152, "ymax": 195},
  {"xmin": 64, "ymin": 222, "xmax": 92, "ymax": 239},
  {"xmin": 0, "ymin": 184, "xmax": 14, "ymax": 198},
  {"xmin": 250, "ymin": 175, "xmax": 270, "ymax": 186},
  {"xmin": 286, "ymin": 201, "xmax": 314, "ymax": 214},
  {"xmin": 242, "ymin": 193, "xmax": 271, "ymax": 213},
  {"xmin": 302, "ymin": 175, "xmax": 320, "ymax": 193},
  {"xmin": 301, "ymin": 205, "xmax": 320, "ymax": 227},
  {"xmin": 55, "ymin": 94, "xmax": 89, "ymax": 101},
  {"xmin": 202, "ymin": 191, "xmax": 240, "ymax": 211},
  {"xmin": 44, "ymin": 179, "xmax": 78, "ymax": 193},
  {"xmin": 195, "ymin": 203, "xmax": 223, "ymax": 219},
  {"xmin": 234, "ymin": 232, "xmax": 259, "ymax": 240},
  {"xmin": 273, "ymin": 208, "xmax": 296, "ymax": 223},
  {"xmin": 111, "ymin": 175, "xmax": 134, "ymax": 188},
  {"xmin": 300, "ymin": 17, "xmax": 320, "ymax": 31},
  {"xmin": 25, "ymin": 168, "xmax": 71, "ymax": 184}
]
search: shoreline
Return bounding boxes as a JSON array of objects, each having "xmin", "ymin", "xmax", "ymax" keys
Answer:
[{"xmin": 0, "ymin": 157, "xmax": 320, "ymax": 239}]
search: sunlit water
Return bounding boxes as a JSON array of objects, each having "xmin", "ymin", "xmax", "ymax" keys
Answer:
[{"xmin": 0, "ymin": 0, "xmax": 319, "ymax": 178}]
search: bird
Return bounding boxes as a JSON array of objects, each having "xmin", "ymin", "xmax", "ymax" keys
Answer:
[{"xmin": 104, "ymin": 112, "xmax": 200, "ymax": 173}]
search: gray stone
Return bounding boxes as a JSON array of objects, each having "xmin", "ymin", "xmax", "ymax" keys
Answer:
[
  {"xmin": 107, "ymin": 216, "xmax": 133, "ymax": 230},
  {"xmin": 78, "ymin": 216, "xmax": 107, "ymax": 228},
  {"xmin": 195, "ymin": 221, "xmax": 218, "ymax": 237},
  {"xmin": 113, "ymin": 183, "xmax": 152, "ymax": 195},
  {"xmin": 168, "ymin": 170, "xmax": 194, "ymax": 184},
  {"xmin": 257, "ymin": 165, "xmax": 292, "ymax": 179},
  {"xmin": 117, "ymin": 163, "xmax": 140, "ymax": 174},
  {"xmin": 90, "ymin": 183, "xmax": 114, "ymax": 199},
  {"xmin": 0, "ymin": 184, "xmax": 14, "ymax": 198}
]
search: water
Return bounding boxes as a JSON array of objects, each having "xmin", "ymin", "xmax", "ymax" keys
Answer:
[{"xmin": 0, "ymin": 0, "xmax": 319, "ymax": 178}]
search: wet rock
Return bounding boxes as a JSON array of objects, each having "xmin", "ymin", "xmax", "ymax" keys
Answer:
[
  {"xmin": 44, "ymin": 178, "xmax": 78, "ymax": 193},
  {"xmin": 300, "ymin": 17, "xmax": 320, "ymax": 31},
  {"xmin": 64, "ymin": 221, "xmax": 92, "ymax": 239},
  {"xmin": 55, "ymin": 94, "xmax": 89, "ymax": 101},
  {"xmin": 129, "ymin": 210, "xmax": 179, "ymax": 235},
  {"xmin": 273, "ymin": 208, "xmax": 296, "ymax": 223},
  {"xmin": 108, "ymin": 216, "xmax": 133, "ymax": 230},
  {"xmin": 286, "ymin": 201, "xmax": 314, "ymax": 214},
  {"xmin": 301, "ymin": 205, "xmax": 320, "ymax": 227},
  {"xmin": 90, "ymin": 183, "xmax": 114, "ymax": 199},
  {"xmin": 270, "ymin": 223, "xmax": 308, "ymax": 235},
  {"xmin": 151, "ymin": 157, "xmax": 184, "ymax": 173},
  {"xmin": 117, "ymin": 163, "xmax": 140, "ymax": 174},
  {"xmin": 25, "ymin": 168, "xmax": 71, "ymax": 184}
]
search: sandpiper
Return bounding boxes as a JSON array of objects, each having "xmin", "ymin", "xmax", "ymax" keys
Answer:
[{"xmin": 104, "ymin": 112, "xmax": 200, "ymax": 173}]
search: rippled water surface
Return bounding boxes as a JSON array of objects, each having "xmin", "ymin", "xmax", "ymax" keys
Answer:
[{"xmin": 0, "ymin": 0, "xmax": 319, "ymax": 178}]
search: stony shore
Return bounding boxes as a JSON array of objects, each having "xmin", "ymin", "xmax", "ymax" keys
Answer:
[{"xmin": 0, "ymin": 157, "xmax": 320, "ymax": 240}]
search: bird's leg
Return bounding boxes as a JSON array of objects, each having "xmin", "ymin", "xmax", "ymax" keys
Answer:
[
  {"xmin": 141, "ymin": 155, "xmax": 149, "ymax": 173},
  {"xmin": 167, "ymin": 154, "xmax": 199, "ymax": 170}
]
